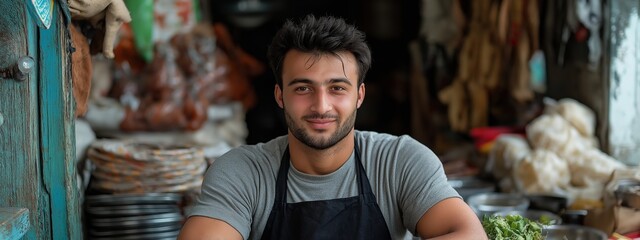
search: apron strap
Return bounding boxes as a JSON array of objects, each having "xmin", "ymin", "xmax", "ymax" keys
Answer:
[
  {"xmin": 275, "ymin": 146, "xmax": 291, "ymax": 205},
  {"xmin": 354, "ymin": 141, "xmax": 377, "ymax": 203}
]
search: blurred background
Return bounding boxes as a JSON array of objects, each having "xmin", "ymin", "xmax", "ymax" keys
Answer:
[
  {"xmin": 4, "ymin": 0, "xmax": 639, "ymax": 239},
  {"xmin": 72, "ymin": 1, "xmax": 640, "ymax": 237}
]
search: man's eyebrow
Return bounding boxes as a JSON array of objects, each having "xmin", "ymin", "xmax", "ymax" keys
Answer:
[
  {"xmin": 328, "ymin": 78, "xmax": 353, "ymax": 86},
  {"xmin": 288, "ymin": 78, "xmax": 313, "ymax": 86},
  {"xmin": 287, "ymin": 78, "xmax": 353, "ymax": 86}
]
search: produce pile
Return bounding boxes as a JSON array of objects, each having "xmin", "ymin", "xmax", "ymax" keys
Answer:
[{"xmin": 482, "ymin": 215, "xmax": 546, "ymax": 240}]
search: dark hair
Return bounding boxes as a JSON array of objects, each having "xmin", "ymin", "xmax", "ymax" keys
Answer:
[{"xmin": 267, "ymin": 14, "xmax": 371, "ymax": 88}]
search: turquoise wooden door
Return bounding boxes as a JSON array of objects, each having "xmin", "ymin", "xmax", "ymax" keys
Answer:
[{"xmin": 0, "ymin": 0, "xmax": 81, "ymax": 239}]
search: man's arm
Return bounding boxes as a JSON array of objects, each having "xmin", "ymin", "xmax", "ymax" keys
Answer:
[
  {"xmin": 415, "ymin": 198, "xmax": 487, "ymax": 240},
  {"xmin": 178, "ymin": 216, "xmax": 244, "ymax": 240}
]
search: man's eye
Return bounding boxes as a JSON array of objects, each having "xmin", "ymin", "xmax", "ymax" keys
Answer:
[
  {"xmin": 331, "ymin": 86, "xmax": 346, "ymax": 91},
  {"xmin": 295, "ymin": 86, "xmax": 310, "ymax": 92}
]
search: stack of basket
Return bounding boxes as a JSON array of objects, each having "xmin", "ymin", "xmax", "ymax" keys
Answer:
[{"xmin": 87, "ymin": 139, "xmax": 207, "ymax": 194}]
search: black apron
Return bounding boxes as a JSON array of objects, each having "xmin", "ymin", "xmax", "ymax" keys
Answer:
[{"xmin": 260, "ymin": 144, "xmax": 392, "ymax": 240}]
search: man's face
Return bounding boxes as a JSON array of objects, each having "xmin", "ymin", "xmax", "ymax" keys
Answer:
[{"xmin": 275, "ymin": 50, "xmax": 365, "ymax": 150}]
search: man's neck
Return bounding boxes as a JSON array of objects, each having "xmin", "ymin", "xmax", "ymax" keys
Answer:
[{"xmin": 287, "ymin": 131, "xmax": 355, "ymax": 175}]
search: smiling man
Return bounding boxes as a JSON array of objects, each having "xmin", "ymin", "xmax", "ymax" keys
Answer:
[{"xmin": 179, "ymin": 15, "xmax": 486, "ymax": 240}]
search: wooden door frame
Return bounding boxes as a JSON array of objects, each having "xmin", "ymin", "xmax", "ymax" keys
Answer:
[
  {"xmin": 38, "ymin": 3, "xmax": 82, "ymax": 239},
  {"xmin": 0, "ymin": 1, "xmax": 81, "ymax": 239}
]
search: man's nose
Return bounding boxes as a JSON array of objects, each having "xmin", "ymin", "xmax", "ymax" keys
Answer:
[{"xmin": 310, "ymin": 90, "xmax": 332, "ymax": 113}]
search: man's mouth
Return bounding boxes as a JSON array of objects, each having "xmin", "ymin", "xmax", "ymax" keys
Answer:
[{"xmin": 305, "ymin": 117, "xmax": 337, "ymax": 129}]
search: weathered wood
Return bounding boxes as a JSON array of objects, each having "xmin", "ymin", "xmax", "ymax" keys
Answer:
[
  {"xmin": 1, "ymin": 1, "xmax": 81, "ymax": 239},
  {"xmin": 0, "ymin": 1, "xmax": 50, "ymax": 240},
  {"xmin": 39, "ymin": 6, "xmax": 82, "ymax": 240},
  {"xmin": 0, "ymin": 208, "xmax": 30, "ymax": 240}
]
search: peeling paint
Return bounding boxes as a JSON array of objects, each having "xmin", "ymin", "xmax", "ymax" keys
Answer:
[
  {"xmin": 608, "ymin": 0, "xmax": 640, "ymax": 166},
  {"xmin": 0, "ymin": 208, "xmax": 29, "ymax": 240}
]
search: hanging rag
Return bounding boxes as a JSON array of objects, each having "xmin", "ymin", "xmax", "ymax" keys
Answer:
[{"xmin": 68, "ymin": 0, "xmax": 132, "ymax": 58}]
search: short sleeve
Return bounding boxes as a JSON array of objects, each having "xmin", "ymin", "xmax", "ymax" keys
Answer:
[
  {"xmin": 395, "ymin": 136, "xmax": 460, "ymax": 234},
  {"xmin": 187, "ymin": 148, "xmax": 258, "ymax": 239}
]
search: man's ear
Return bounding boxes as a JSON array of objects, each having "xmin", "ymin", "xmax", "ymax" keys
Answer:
[
  {"xmin": 275, "ymin": 84, "xmax": 284, "ymax": 109},
  {"xmin": 356, "ymin": 83, "xmax": 365, "ymax": 109}
]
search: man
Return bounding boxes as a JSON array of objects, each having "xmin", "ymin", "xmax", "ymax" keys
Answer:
[{"xmin": 179, "ymin": 15, "xmax": 486, "ymax": 240}]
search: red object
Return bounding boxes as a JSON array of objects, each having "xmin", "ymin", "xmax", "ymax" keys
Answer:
[
  {"xmin": 609, "ymin": 231, "xmax": 640, "ymax": 239},
  {"xmin": 575, "ymin": 26, "xmax": 589, "ymax": 42},
  {"xmin": 469, "ymin": 126, "xmax": 526, "ymax": 149}
]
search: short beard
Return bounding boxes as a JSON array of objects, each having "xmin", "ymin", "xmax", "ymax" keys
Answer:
[{"xmin": 285, "ymin": 108, "xmax": 357, "ymax": 150}]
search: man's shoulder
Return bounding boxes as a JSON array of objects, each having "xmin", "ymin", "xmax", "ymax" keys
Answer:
[
  {"xmin": 215, "ymin": 135, "xmax": 287, "ymax": 167},
  {"xmin": 355, "ymin": 130, "xmax": 436, "ymax": 164},
  {"xmin": 355, "ymin": 130, "xmax": 421, "ymax": 146}
]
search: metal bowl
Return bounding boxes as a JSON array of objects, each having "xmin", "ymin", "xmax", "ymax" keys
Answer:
[
  {"xmin": 526, "ymin": 194, "xmax": 568, "ymax": 214},
  {"xmin": 560, "ymin": 209, "xmax": 588, "ymax": 225},
  {"xmin": 448, "ymin": 177, "xmax": 496, "ymax": 201},
  {"xmin": 615, "ymin": 179, "xmax": 640, "ymax": 209},
  {"xmin": 493, "ymin": 210, "xmax": 562, "ymax": 225},
  {"xmin": 467, "ymin": 193, "xmax": 529, "ymax": 218},
  {"xmin": 542, "ymin": 225, "xmax": 608, "ymax": 240}
]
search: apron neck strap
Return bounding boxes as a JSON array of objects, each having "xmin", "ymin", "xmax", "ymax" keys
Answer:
[{"xmin": 275, "ymin": 140, "xmax": 371, "ymax": 204}]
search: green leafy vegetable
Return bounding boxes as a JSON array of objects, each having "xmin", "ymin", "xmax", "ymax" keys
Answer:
[
  {"xmin": 538, "ymin": 215, "xmax": 554, "ymax": 225},
  {"xmin": 482, "ymin": 215, "xmax": 544, "ymax": 240}
]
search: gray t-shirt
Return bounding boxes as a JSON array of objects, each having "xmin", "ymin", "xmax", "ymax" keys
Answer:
[{"xmin": 188, "ymin": 131, "xmax": 460, "ymax": 239}]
